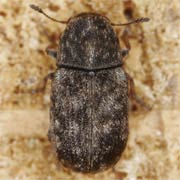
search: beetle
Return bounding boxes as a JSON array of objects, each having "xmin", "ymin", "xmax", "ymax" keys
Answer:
[{"xmin": 30, "ymin": 4, "xmax": 149, "ymax": 173}]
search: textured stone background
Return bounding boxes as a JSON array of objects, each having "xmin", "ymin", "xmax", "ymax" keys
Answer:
[{"xmin": 0, "ymin": 0, "xmax": 180, "ymax": 180}]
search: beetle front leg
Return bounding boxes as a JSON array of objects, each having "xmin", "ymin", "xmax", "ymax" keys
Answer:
[
  {"xmin": 31, "ymin": 72, "xmax": 54, "ymax": 94},
  {"xmin": 120, "ymin": 27, "xmax": 131, "ymax": 59},
  {"xmin": 125, "ymin": 72, "xmax": 151, "ymax": 110}
]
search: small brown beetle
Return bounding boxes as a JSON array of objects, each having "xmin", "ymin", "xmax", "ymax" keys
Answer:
[{"xmin": 30, "ymin": 4, "xmax": 149, "ymax": 173}]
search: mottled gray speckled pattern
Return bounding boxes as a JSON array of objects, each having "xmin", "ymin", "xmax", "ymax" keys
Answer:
[
  {"xmin": 57, "ymin": 13, "xmax": 122, "ymax": 69},
  {"xmin": 49, "ymin": 68, "xmax": 128, "ymax": 173},
  {"xmin": 48, "ymin": 13, "xmax": 129, "ymax": 173}
]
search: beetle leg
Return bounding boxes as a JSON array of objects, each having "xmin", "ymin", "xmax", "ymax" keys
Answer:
[
  {"xmin": 31, "ymin": 72, "xmax": 54, "ymax": 94},
  {"xmin": 46, "ymin": 47, "xmax": 57, "ymax": 60},
  {"xmin": 125, "ymin": 72, "xmax": 151, "ymax": 110},
  {"xmin": 120, "ymin": 26, "xmax": 137, "ymax": 55},
  {"xmin": 121, "ymin": 0, "xmax": 137, "ymax": 53},
  {"xmin": 120, "ymin": 27, "xmax": 131, "ymax": 59},
  {"xmin": 121, "ymin": 27, "xmax": 131, "ymax": 50}
]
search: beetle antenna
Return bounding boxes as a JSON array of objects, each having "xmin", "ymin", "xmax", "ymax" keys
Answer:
[
  {"xmin": 111, "ymin": 17, "xmax": 150, "ymax": 26},
  {"xmin": 29, "ymin": 4, "xmax": 67, "ymax": 24}
]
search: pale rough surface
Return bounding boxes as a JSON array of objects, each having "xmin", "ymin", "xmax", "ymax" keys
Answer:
[{"xmin": 0, "ymin": 0, "xmax": 180, "ymax": 179}]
